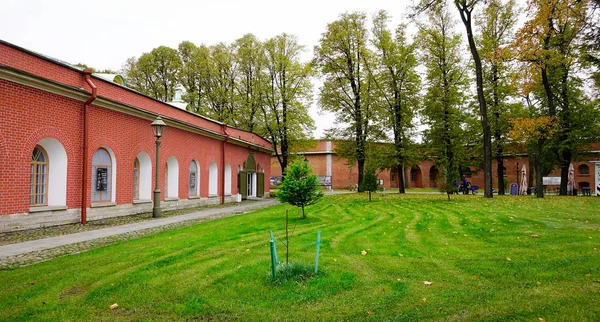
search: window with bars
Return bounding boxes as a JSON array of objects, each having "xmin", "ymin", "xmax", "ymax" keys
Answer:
[
  {"xmin": 30, "ymin": 146, "xmax": 48, "ymax": 206},
  {"xmin": 91, "ymin": 148, "xmax": 112, "ymax": 202}
]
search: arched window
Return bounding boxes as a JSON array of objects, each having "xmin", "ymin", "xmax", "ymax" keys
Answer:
[
  {"xmin": 92, "ymin": 148, "xmax": 113, "ymax": 202},
  {"xmin": 209, "ymin": 162, "xmax": 218, "ymax": 196},
  {"xmin": 429, "ymin": 166, "xmax": 439, "ymax": 188},
  {"xmin": 225, "ymin": 163, "xmax": 232, "ymax": 195},
  {"xmin": 165, "ymin": 156, "xmax": 179, "ymax": 199},
  {"xmin": 30, "ymin": 146, "xmax": 48, "ymax": 206},
  {"xmin": 411, "ymin": 167, "xmax": 419, "ymax": 182},
  {"xmin": 31, "ymin": 138, "xmax": 67, "ymax": 207},
  {"xmin": 579, "ymin": 164, "xmax": 590, "ymax": 175},
  {"xmin": 189, "ymin": 160, "xmax": 199, "ymax": 197},
  {"xmin": 135, "ymin": 152, "xmax": 152, "ymax": 201},
  {"xmin": 133, "ymin": 158, "xmax": 140, "ymax": 200},
  {"xmin": 164, "ymin": 164, "xmax": 168, "ymax": 198}
]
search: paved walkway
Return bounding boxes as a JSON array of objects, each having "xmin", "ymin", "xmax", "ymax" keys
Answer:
[{"xmin": 0, "ymin": 199, "xmax": 278, "ymax": 263}]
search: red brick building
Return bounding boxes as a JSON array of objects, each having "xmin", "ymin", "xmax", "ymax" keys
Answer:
[
  {"xmin": 271, "ymin": 140, "xmax": 599, "ymax": 194},
  {"xmin": 0, "ymin": 40, "xmax": 272, "ymax": 232}
]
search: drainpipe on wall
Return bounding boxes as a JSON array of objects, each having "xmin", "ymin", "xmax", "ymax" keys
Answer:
[
  {"xmin": 221, "ymin": 124, "xmax": 230, "ymax": 204},
  {"xmin": 81, "ymin": 69, "xmax": 97, "ymax": 225}
]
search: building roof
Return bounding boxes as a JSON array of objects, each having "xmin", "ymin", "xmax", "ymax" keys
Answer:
[{"xmin": 94, "ymin": 73, "xmax": 126, "ymax": 85}]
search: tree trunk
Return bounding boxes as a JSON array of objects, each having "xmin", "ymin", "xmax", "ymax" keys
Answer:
[
  {"xmin": 528, "ymin": 157, "xmax": 534, "ymax": 195},
  {"xmin": 497, "ymin": 156, "xmax": 505, "ymax": 195},
  {"xmin": 457, "ymin": 3, "xmax": 493, "ymax": 198},
  {"xmin": 559, "ymin": 68, "xmax": 571, "ymax": 195},
  {"xmin": 404, "ymin": 165, "xmax": 410, "ymax": 189},
  {"xmin": 301, "ymin": 204, "xmax": 306, "ymax": 219},
  {"xmin": 393, "ymin": 93, "xmax": 406, "ymax": 193},
  {"xmin": 560, "ymin": 150, "xmax": 572, "ymax": 195},
  {"xmin": 356, "ymin": 121, "xmax": 365, "ymax": 192},
  {"xmin": 492, "ymin": 62, "xmax": 504, "ymax": 195},
  {"xmin": 281, "ymin": 103, "xmax": 289, "ymax": 176},
  {"xmin": 535, "ymin": 139, "xmax": 545, "ymax": 198},
  {"xmin": 397, "ymin": 164, "xmax": 405, "ymax": 193}
]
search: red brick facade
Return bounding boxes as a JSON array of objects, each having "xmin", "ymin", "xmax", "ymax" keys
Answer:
[
  {"xmin": 271, "ymin": 140, "xmax": 599, "ymax": 193},
  {"xmin": 0, "ymin": 40, "xmax": 271, "ymax": 230}
]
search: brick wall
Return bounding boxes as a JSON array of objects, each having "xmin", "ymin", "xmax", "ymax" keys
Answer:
[
  {"xmin": 0, "ymin": 41, "xmax": 272, "ymax": 227},
  {"xmin": 269, "ymin": 139, "xmax": 599, "ymax": 192}
]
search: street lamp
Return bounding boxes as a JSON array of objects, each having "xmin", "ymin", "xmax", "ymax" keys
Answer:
[
  {"xmin": 516, "ymin": 162, "xmax": 520, "ymax": 194},
  {"xmin": 151, "ymin": 115, "xmax": 166, "ymax": 218}
]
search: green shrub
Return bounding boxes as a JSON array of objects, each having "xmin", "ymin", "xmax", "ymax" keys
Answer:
[{"xmin": 277, "ymin": 161, "xmax": 324, "ymax": 219}]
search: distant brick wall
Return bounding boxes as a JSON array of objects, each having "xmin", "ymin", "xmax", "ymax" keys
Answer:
[{"xmin": 270, "ymin": 139, "xmax": 599, "ymax": 191}]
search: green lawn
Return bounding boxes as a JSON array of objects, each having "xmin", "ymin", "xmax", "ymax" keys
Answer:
[{"xmin": 1, "ymin": 194, "xmax": 599, "ymax": 321}]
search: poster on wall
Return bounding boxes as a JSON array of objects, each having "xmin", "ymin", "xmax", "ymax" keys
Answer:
[
  {"xmin": 317, "ymin": 176, "xmax": 332, "ymax": 186},
  {"xmin": 190, "ymin": 173, "xmax": 196, "ymax": 189},
  {"xmin": 96, "ymin": 168, "xmax": 108, "ymax": 191},
  {"xmin": 542, "ymin": 177, "xmax": 561, "ymax": 185}
]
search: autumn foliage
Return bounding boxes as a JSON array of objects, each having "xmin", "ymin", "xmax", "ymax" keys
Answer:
[{"xmin": 508, "ymin": 116, "xmax": 558, "ymax": 143}]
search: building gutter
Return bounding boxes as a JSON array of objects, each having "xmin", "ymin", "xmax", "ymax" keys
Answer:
[
  {"xmin": 81, "ymin": 69, "xmax": 96, "ymax": 225},
  {"xmin": 221, "ymin": 124, "xmax": 230, "ymax": 205}
]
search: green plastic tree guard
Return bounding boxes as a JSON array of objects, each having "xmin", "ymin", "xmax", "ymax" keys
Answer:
[{"xmin": 314, "ymin": 231, "xmax": 321, "ymax": 274}]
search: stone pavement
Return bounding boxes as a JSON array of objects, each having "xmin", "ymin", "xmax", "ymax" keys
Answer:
[{"xmin": 0, "ymin": 199, "xmax": 278, "ymax": 268}]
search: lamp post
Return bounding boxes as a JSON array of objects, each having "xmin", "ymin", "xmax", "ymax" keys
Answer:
[
  {"xmin": 151, "ymin": 116, "xmax": 166, "ymax": 218},
  {"xmin": 516, "ymin": 162, "xmax": 520, "ymax": 194}
]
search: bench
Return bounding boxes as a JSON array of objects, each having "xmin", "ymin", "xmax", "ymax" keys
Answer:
[{"xmin": 581, "ymin": 187, "xmax": 591, "ymax": 196}]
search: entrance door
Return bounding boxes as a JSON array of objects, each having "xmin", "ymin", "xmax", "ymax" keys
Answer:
[
  {"xmin": 239, "ymin": 171, "xmax": 247, "ymax": 200},
  {"xmin": 247, "ymin": 172, "xmax": 254, "ymax": 197},
  {"xmin": 257, "ymin": 172, "xmax": 264, "ymax": 197}
]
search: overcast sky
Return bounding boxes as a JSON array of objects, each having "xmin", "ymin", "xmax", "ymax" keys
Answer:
[{"xmin": 0, "ymin": 0, "xmax": 420, "ymax": 137}]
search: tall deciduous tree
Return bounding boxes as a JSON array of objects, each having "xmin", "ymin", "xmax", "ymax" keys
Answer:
[
  {"xmin": 515, "ymin": 0, "xmax": 591, "ymax": 196},
  {"xmin": 419, "ymin": 4, "xmax": 469, "ymax": 199},
  {"xmin": 415, "ymin": 0, "xmax": 494, "ymax": 198},
  {"xmin": 262, "ymin": 34, "xmax": 315, "ymax": 176},
  {"xmin": 582, "ymin": 0, "xmax": 600, "ymax": 94},
  {"xmin": 234, "ymin": 34, "xmax": 265, "ymax": 133},
  {"xmin": 204, "ymin": 43, "xmax": 238, "ymax": 125},
  {"xmin": 314, "ymin": 12, "xmax": 373, "ymax": 191},
  {"xmin": 124, "ymin": 46, "xmax": 182, "ymax": 102},
  {"xmin": 177, "ymin": 41, "xmax": 211, "ymax": 113},
  {"xmin": 371, "ymin": 10, "xmax": 420, "ymax": 193},
  {"xmin": 477, "ymin": 0, "xmax": 519, "ymax": 195}
]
